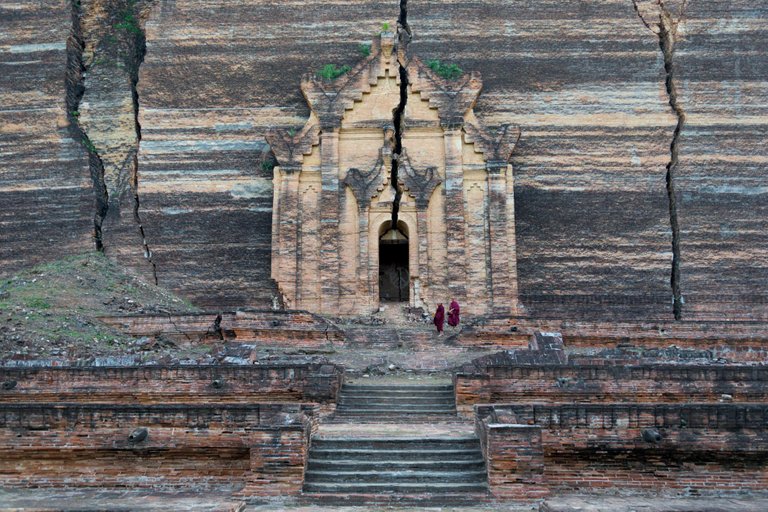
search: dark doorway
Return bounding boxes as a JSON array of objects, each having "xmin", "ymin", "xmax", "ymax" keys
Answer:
[{"xmin": 379, "ymin": 237, "xmax": 409, "ymax": 302}]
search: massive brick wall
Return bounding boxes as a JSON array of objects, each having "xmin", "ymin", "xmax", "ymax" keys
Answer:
[
  {"xmin": 2, "ymin": 0, "xmax": 766, "ymax": 321},
  {"xmin": 0, "ymin": 1, "xmax": 93, "ymax": 269},
  {"xmin": 675, "ymin": 0, "xmax": 768, "ymax": 320},
  {"xmin": 135, "ymin": 1, "xmax": 393, "ymax": 308}
]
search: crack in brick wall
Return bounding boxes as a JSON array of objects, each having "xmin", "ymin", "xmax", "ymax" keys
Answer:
[
  {"xmin": 633, "ymin": 0, "xmax": 688, "ymax": 320},
  {"xmin": 65, "ymin": 0, "xmax": 158, "ymax": 282},
  {"xmin": 390, "ymin": 0, "xmax": 411, "ymax": 229}
]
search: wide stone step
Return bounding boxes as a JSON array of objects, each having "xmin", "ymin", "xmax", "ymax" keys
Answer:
[
  {"xmin": 340, "ymin": 390, "xmax": 454, "ymax": 396},
  {"xmin": 336, "ymin": 404, "xmax": 456, "ymax": 411},
  {"xmin": 341, "ymin": 385, "xmax": 453, "ymax": 392},
  {"xmin": 334, "ymin": 409, "xmax": 456, "ymax": 416},
  {"xmin": 307, "ymin": 459, "xmax": 486, "ymax": 471},
  {"xmin": 304, "ymin": 469, "xmax": 487, "ymax": 484},
  {"xmin": 338, "ymin": 396, "xmax": 454, "ymax": 403},
  {"xmin": 301, "ymin": 491, "xmax": 490, "ymax": 506},
  {"xmin": 303, "ymin": 481, "xmax": 489, "ymax": 494},
  {"xmin": 325, "ymin": 414, "xmax": 463, "ymax": 424},
  {"xmin": 311, "ymin": 438, "xmax": 479, "ymax": 450},
  {"xmin": 308, "ymin": 448, "xmax": 482, "ymax": 461}
]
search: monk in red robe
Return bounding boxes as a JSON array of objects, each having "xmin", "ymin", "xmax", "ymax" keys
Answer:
[
  {"xmin": 433, "ymin": 303, "xmax": 445, "ymax": 335},
  {"xmin": 448, "ymin": 299, "xmax": 460, "ymax": 328}
]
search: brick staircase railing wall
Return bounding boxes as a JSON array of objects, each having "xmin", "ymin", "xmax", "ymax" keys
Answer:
[
  {"xmin": 476, "ymin": 404, "xmax": 768, "ymax": 499},
  {"xmin": 0, "ymin": 403, "xmax": 317, "ymax": 494}
]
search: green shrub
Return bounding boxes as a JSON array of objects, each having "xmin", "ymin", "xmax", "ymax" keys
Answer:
[
  {"xmin": 358, "ymin": 43, "xmax": 371, "ymax": 57},
  {"xmin": 426, "ymin": 59, "xmax": 463, "ymax": 80},
  {"xmin": 317, "ymin": 64, "xmax": 351, "ymax": 81}
]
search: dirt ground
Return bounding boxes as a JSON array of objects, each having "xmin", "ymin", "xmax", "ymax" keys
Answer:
[
  {"xmin": 0, "ymin": 253, "xmax": 500, "ymax": 372},
  {"xmin": 0, "ymin": 252, "xmax": 205, "ymax": 363}
]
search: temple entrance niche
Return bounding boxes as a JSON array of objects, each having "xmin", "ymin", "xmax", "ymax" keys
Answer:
[
  {"xmin": 379, "ymin": 221, "xmax": 409, "ymax": 302},
  {"xmin": 266, "ymin": 31, "xmax": 521, "ymax": 317}
]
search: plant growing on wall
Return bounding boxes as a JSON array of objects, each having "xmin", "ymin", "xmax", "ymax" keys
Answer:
[
  {"xmin": 317, "ymin": 64, "xmax": 351, "ymax": 81},
  {"xmin": 426, "ymin": 59, "xmax": 463, "ymax": 80}
]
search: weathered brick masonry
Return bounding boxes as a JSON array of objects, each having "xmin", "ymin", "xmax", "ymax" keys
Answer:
[
  {"xmin": 98, "ymin": 311, "xmax": 345, "ymax": 347},
  {"xmin": 456, "ymin": 365, "xmax": 768, "ymax": 416},
  {"xmin": 0, "ymin": 364, "xmax": 342, "ymax": 406},
  {"xmin": 476, "ymin": 403, "xmax": 768, "ymax": 499},
  {"xmin": 0, "ymin": 403, "xmax": 316, "ymax": 493}
]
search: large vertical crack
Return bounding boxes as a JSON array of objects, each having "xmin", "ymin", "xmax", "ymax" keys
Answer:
[
  {"xmin": 65, "ymin": 0, "xmax": 158, "ymax": 283},
  {"xmin": 126, "ymin": 11, "xmax": 158, "ymax": 284},
  {"xmin": 391, "ymin": 0, "xmax": 411, "ymax": 228},
  {"xmin": 633, "ymin": 0, "xmax": 687, "ymax": 320},
  {"xmin": 65, "ymin": 1, "xmax": 108, "ymax": 251}
]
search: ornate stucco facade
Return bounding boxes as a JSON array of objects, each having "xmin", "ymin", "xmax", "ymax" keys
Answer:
[{"xmin": 268, "ymin": 33, "xmax": 520, "ymax": 316}]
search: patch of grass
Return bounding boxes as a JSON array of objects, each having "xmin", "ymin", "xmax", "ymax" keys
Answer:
[
  {"xmin": 317, "ymin": 64, "xmax": 351, "ymax": 81},
  {"xmin": 426, "ymin": 59, "xmax": 463, "ymax": 80},
  {"xmin": 381, "ymin": 22, "xmax": 391, "ymax": 32},
  {"xmin": 358, "ymin": 43, "xmax": 371, "ymax": 57},
  {"xmin": 25, "ymin": 297, "xmax": 51, "ymax": 310}
]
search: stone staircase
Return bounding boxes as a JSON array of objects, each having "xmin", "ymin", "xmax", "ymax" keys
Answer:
[
  {"xmin": 332, "ymin": 383, "xmax": 458, "ymax": 421},
  {"xmin": 303, "ymin": 381, "xmax": 489, "ymax": 504}
]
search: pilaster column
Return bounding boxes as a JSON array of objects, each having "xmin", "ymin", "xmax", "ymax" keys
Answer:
[
  {"xmin": 486, "ymin": 161, "xmax": 512, "ymax": 315},
  {"xmin": 443, "ymin": 126, "xmax": 467, "ymax": 303},
  {"xmin": 319, "ymin": 129, "xmax": 340, "ymax": 313},
  {"xmin": 276, "ymin": 167, "xmax": 301, "ymax": 307}
]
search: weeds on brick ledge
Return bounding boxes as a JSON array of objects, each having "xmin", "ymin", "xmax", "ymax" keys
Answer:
[
  {"xmin": 317, "ymin": 64, "xmax": 351, "ymax": 81},
  {"xmin": 426, "ymin": 59, "xmax": 462, "ymax": 80}
]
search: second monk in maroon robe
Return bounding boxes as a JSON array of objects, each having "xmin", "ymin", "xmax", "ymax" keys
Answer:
[
  {"xmin": 448, "ymin": 299, "xmax": 460, "ymax": 328},
  {"xmin": 433, "ymin": 303, "xmax": 445, "ymax": 334}
]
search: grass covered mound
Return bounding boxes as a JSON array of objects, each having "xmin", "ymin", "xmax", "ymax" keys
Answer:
[{"xmin": 0, "ymin": 252, "xmax": 202, "ymax": 362}]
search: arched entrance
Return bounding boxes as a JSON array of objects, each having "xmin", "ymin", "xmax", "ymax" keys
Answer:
[{"xmin": 378, "ymin": 221, "xmax": 409, "ymax": 302}]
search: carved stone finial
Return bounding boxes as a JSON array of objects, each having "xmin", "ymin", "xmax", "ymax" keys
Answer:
[
  {"xmin": 343, "ymin": 150, "xmax": 388, "ymax": 210},
  {"xmin": 463, "ymin": 122, "xmax": 521, "ymax": 169},
  {"xmin": 301, "ymin": 42, "xmax": 382, "ymax": 129},
  {"xmin": 397, "ymin": 149, "xmax": 442, "ymax": 209},
  {"xmin": 404, "ymin": 57, "xmax": 482, "ymax": 129},
  {"xmin": 265, "ymin": 122, "xmax": 320, "ymax": 172}
]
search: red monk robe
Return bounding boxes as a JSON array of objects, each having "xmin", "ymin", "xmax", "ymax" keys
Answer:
[
  {"xmin": 433, "ymin": 303, "xmax": 445, "ymax": 334},
  {"xmin": 448, "ymin": 299, "xmax": 460, "ymax": 328}
]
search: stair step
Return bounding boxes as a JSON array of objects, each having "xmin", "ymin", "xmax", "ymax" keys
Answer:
[
  {"xmin": 340, "ymin": 390, "xmax": 454, "ymax": 396},
  {"xmin": 307, "ymin": 459, "xmax": 486, "ymax": 471},
  {"xmin": 341, "ymin": 385, "xmax": 453, "ymax": 391},
  {"xmin": 336, "ymin": 403, "xmax": 456, "ymax": 411},
  {"xmin": 326, "ymin": 416, "xmax": 463, "ymax": 424},
  {"xmin": 339, "ymin": 397, "xmax": 454, "ymax": 402},
  {"xmin": 333, "ymin": 410, "xmax": 456, "ymax": 416},
  {"xmin": 304, "ymin": 469, "xmax": 486, "ymax": 483},
  {"xmin": 309, "ymin": 449, "xmax": 482, "ymax": 461},
  {"xmin": 301, "ymin": 492, "xmax": 490, "ymax": 506},
  {"xmin": 312, "ymin": 437, "xmax": 480, "ymax": 452},
  {"xmin": 303, "ymin": 482, "xmax": 488, "ymax": 493}
]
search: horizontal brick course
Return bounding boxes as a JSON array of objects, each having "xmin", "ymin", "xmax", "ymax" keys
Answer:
[
  {"xmin": 0, "ymin": 364, "xmax": 342, "ymax": 405},
  {"xmin": 455, "ymin": 365, "xmax": 768, "ymax": 416}
]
